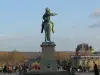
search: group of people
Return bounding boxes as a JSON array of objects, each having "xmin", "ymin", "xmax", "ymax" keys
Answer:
[
  {"xmin": 1, "ymin": 62, "xmax": 100, "ymax": 75},
  {"xmin": 57, "ymin": 63, "xmax": 100, "ymax": 75},
  {"xmin": 3, "ymin": 64, "xmax": 18, "ymax": 73},
  {"xmin": 1, "ymin": 63, "xmax": 29, "ymax": 74}
]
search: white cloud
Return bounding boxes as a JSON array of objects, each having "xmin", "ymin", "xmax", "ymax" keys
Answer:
[
  {"xmin": 88, "ymin": 22, "xmax": 100, "ymax": 28},
  {"xmin": 90, "ymin": 8, "xmax": 100, "ymax": 17},
  {"xmin": 89, "ymin": 8, "xmax": 100, "ymax": 28}
]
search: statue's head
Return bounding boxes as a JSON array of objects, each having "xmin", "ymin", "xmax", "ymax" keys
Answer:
[{"xmin": 45, "ymin": 7, "xmax": 50, "ymax": 12}]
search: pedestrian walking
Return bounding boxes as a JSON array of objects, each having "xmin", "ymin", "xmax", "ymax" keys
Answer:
[{"xmin": 94, "ymin": 64, "xmax": 99, "ymax": 75}]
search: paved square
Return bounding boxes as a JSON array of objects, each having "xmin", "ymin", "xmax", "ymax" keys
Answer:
[
  {"xmin": 0, "ymin": 73, "xmax": 19, "ymax": 75},
  {"xmin": 75, "ymin": 72, "xmax": 96, "ymax": 75}
]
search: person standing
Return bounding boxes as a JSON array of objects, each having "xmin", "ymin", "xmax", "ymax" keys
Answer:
[{"xmin": 94, "ymin": 64, "xmax": 99, "ymax": 75}]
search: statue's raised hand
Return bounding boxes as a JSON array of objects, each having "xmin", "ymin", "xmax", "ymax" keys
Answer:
[{"xmin": 54, "ymin": 13, "xmax": 57, "ymax": 15}]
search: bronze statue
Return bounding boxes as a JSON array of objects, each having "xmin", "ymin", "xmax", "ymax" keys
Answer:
[{"xmin": 41, "ymin": 7, "xmax": 57, "ymax": 42}]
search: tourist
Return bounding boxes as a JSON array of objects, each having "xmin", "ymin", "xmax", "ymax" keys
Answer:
[
  {"xmin": 35, "ymin": 64, "xmax": 38, "ymax": 70},
  {"xmin": 71, "ymin": 67, "xmax": 75, "ymax": 75},
  {"xmin": 94, "ymin": 64, "xmax": 99, "ymax": 75},
  {"xmin": 13, "ymin": 65, "xmax": 16, "ymax": 72},
  {"xmin": 3, "ymin": 65, "xmax": 7, "ymax": 73},
  {"xmin": 79, "ymin": 65, "xmax": 82, "ymax": 72},
  {"xmin": 57, "ymin": 65, "xmax": 60, "ymax": 70},
  {"xmin": 8, "ymin": 65, "xmax": 13, "ymax": 73},
  {"xmin": 19, "ymin": 65, "xmax": 22, "ymax": 74}
]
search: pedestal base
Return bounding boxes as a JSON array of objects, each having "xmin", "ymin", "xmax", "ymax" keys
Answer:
[
  {"xmin": 40, "ymin": 59, "xmax": 57, "ymax": 71},
  {"xmin": 40, "ymin": 42, "xmax": 57, "ymax": 71}
]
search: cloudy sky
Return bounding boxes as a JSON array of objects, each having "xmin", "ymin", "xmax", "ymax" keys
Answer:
[{"xmin": 0, "ymin": 0, "xmax": 100, "ymax": 52}]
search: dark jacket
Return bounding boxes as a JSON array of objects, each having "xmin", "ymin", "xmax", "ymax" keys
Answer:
[{"xmin": 94, "ymin": 64, "xmax": 99, "ymax": 75}]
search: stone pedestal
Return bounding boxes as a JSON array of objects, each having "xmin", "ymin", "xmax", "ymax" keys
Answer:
[{"xmin": 40, "ymin": 42, "xmax": 57, "ymax": 71}]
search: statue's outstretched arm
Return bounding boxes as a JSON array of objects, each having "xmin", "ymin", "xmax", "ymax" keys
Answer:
[{"xmin": 50, "ymin": 13, "xmax": 57, "ymax": 16}]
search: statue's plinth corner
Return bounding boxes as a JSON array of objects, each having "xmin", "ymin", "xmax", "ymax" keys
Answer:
[{"xmin": 40, "ymin": 42, "xmax": 56, "ymax": 47}]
